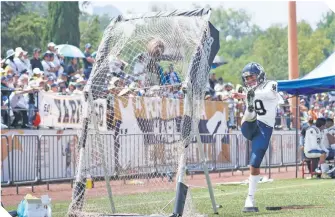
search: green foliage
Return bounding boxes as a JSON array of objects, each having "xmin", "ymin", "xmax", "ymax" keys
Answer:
[
  {"xmin": 80, "ymin": 15, "xmax": 102, "ymax": 51},
  {"xmin": 1, "ymin": 1, "xmax": 27, "ymax": 56},
  {"xmin": 46, "ymin": 2, "xmax": 80, "ymax": 47},
  {"xmin": 5, "ymin": 13, "xmax": 47, "ymax": 54},
  {"xmin": 211, "ymin": 8, "xmax": 334, "ymax": 84},
  {"xmin": 211, "ymin": 6, "xmax": 253, "ymax": 39}
]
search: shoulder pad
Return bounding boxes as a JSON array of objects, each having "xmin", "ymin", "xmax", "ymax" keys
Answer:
[{"xmin": 262, "ymin": 80, "xmax": 277, "ymax": 92}]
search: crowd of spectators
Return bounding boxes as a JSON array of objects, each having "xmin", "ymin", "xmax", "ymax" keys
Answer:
[
  {"xmin": 1, "ymin": 43, "xmax": 334, "ymax": 130},
  {"xmin": 1, "ymin": 43, "xmax": 94, "ymax": 128}
]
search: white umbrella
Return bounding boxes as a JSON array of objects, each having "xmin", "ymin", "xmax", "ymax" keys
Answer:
[{"xmin": 55, "ymin": 44, "xmax": 85, "ymax": 58}]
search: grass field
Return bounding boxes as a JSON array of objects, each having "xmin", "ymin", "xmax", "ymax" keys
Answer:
[{"xmin": 4, "ymin": 178, "xmax": 335, "ymax": 217}]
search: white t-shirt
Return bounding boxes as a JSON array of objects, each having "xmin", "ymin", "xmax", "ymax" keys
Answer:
[
  {"xmin": 13, "ymin": 57, "xmax": 29, "ymax": 74},
  {"xmin": 5, "ymin": 59, "xmax": 19, "ymax": 74},
  {"xmin": 42, "ymin": 60, "xmax": 56, "ymax": 77},
  {"xmin": 253, "ymin": 80, "xmax": 280, "ymax": 127}
]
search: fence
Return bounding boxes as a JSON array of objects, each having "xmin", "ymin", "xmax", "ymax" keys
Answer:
[{"xmin": 1, "ymin": 132, "xmax": 302, "ymax": 191}]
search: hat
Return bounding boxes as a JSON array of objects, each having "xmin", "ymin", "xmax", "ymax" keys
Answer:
[
  {"xmin": 6, "ymin": 74, "xmax": 13, "ymax": 80},
  {"xmin": 33, "ymin": 48, "xmax": 41, "ymax": 53},
  {"xmin": 50, "ymin": 83, "xmax": 58, "ymax": 88},
  {"xmin": 15, "ymin": 47, "xmax": 26, "ymax": 57},
  {"xmin": 85, "ymin": 43, "xmax": 92, "ymax": 49},
  {"xmin": 33, "ymin": 68, "xmax": 44, "ymax": 75},
  {"xmin": 6, "ymin": 49, "xmax": 15, "ymax": 59},
  {"xmin": 48, "ymin": 76, "xmax": 55, "ymax": 81},
  {"xmin": 48, "ymin": 42, "xmax": 56, "ymax": 47}
]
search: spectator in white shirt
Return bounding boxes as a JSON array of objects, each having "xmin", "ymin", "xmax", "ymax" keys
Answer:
[
  {"xmin": 4, "ymin": 49, "xmax": 19, "ymax": 74},
  {"xmin": 41, "ymin": 51, "xmax": 57, "ymax": 78},
  {"xmin": 47, "ymin": 42, "xmax": 62, "ymax": 71},
  {"xmin": 13, "ymin": 47, "xmax": 30, "ymax": 75}
]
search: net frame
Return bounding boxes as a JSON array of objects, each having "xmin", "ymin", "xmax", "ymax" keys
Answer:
[{"xmin": 68, "ymin": 8, "xmax": 220, "ymax": 217}]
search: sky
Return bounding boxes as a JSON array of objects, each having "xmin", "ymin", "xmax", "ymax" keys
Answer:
[{"xmin": 84, "ymin": 0, "xmax": 332, "ymax": 30}]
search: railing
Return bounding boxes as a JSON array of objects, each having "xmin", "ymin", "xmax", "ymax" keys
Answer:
[{"xmin": 1, "ymin": 133, "xmax": 302, "ymax": 192}]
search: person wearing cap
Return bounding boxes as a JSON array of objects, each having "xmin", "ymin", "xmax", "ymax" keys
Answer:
[
  {"xmin": 32, "ymin": 68, "xmax": 44, "ymax": 81},
  {"xmin": 30, "ymin": 48, "xmax": 44, "ymax": 72},
  {"xmin": 47, "ymin": 42, "xmax": 62, "ymax": 72},
  {"xmin": 4, "ymin": 49, "xmax": 19, "ymax": 74},
  {"xmin": 49, "ymin": 83, "xmax": 59, "ymax": 93},
  {"xmin": 13, "ymin": 47, "xmax": 30, "ymax": 75},
  {"xmin": 41, "ymin": 51, "xmax": 58, "ymax": 77},
  {"xmin": 1, "ymin": 75, "xmax": 14, "ymax": 126},
  {"xmin": 83, "ymin": 43, "xmax": 95, "ymax": 80}
]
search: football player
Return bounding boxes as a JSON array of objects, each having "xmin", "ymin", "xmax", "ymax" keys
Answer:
[
  {"xmin": 322, "ymin": 118, "xmax": 335, "ymax": 161},
  {"xmin": 232, "ymin": 62, "xmax": 279, "ymax": 212},
  {"xmin": 304, "ymin": 118, "xmax": 330, "ymax": 177}
]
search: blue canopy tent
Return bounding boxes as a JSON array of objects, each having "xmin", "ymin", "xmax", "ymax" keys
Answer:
[
  {"xmin": 278, "ymin": 52, "xmax": 335, "ymax": 95},
  {"xmin": 277, "ymin": 52, "xmax": 335, "ymax": 178}
]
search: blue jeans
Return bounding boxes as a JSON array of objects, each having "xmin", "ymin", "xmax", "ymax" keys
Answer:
[
  {"xmin": 84, "ymin": 68, "xmax": 92, "ymax": 80},
  {"xmin": 28, "ymin": 104, "xmax": 35, "ymax": 125}
]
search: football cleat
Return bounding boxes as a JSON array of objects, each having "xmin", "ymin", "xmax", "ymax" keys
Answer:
[{"xmin": 242, "ymin": 207, "xmax": 259, "ymax": 213}]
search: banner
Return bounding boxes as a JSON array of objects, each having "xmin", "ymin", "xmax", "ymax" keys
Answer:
[
  {"xmin": 38, "ymin": 92, "xmax": 107, "ymax": 130},
  {"xmin": 38, "ymin": 92, "xmax": 229, "ymax": 136}
]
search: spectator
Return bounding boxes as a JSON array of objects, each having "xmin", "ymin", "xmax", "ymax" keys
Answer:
[
  {"xmin": 47, "ymin": 42, "xmax": 63, "ymax": 75},
  {"xmin": 209, "ymin": 72, "xmax": 217, "ymax": 90},
  {"xmin": 83, "ymin": 43, "xmax": 95, "ymax": 80},
  {"xmin": 167, "ymin": 64, "xmax": 180, "ymax": 85},
  {"xmin": 49, "ymin": 83, "xmax": 59, "ymax": 93},
  {"xmin": 66, "ymin": 58, "xmax": 80, "ymax": 80},
  {"xmin": 214, "ymin": 77, "xmax": 224, "ymax": 94},
  {"xmin": 1, "ymin": 75, "xmax": 13, "ymax": 127},
  {"xmin": 31, "ymin": 68, "xmax": 44, "ymax": 81},
  {"xmin": 133, "ymin": 53, "xmax": 146, "ymax": 85},
  {"xmin": 9, "ymin": 87, "xmax": 31, "ymax": 128},
  {"xmin": 30, "ymin": 48, "xmax": 44, "ymax": 73},
  {"xmin": 4, "ymin": 49, "xmax": 18, "ymax": 74},
  {"xmin": 41, "ymin": 51, "xmax": 57, "ymax": 78},
  {"xmin": 13, "ymin": 47, "xmax": 29, "ymax": 75},
  {"xmin": 308, "ymin": 105, "xmax": 318, "ymax": 121}
]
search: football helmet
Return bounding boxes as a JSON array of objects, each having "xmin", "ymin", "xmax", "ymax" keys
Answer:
[{"xmin": 241, "ymin": 62, "xmax": 266, "ymax": 89}]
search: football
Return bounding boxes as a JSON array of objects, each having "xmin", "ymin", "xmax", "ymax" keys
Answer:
[{"xmin": 147, "ymin": 38, "xmax": 165, "ymax": 57}]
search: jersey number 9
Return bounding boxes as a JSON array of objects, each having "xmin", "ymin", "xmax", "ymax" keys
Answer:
[{"xmin": 254, "ymin": 99, "xmax": 266, "ymax": 116}]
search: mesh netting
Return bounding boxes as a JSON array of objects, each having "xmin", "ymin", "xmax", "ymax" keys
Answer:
[{"xmin": 68, "ymin": 10, "xmax": 216, "ymax": 217}]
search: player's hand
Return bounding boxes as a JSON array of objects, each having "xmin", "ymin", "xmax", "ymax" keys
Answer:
[{"xmin": 232, "ymin": 92, "xmax": 246, "ymax": 99}]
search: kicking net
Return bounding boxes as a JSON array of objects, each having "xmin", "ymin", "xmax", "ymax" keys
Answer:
[{"xmin": 68, "ymin": 8, "xmax": 219, "ymax": 217}]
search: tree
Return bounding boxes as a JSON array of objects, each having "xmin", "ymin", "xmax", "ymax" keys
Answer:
[
  {"xmin": 1, "ymin": 1, "xmax": 27, "ymax": 56},
  {"xmin": 211, "ymin": 7, "xmax": 253, "ymax": 39},
  {"xmin": 6, "ymin": 13, "xmax": 47, "ymax": 54},
  {"xmin": 317, "ymin": 10, "xmax": 335, "ymax": 55},
  {"xmin": 46, "ymin": 2, "xmax": 80, "ymax": 47},
  {"xmin": 80, "ymin": 16, "xmax": 102, "ymax": 50},
  {"xmin": 24, "ymin": 1, "xmax": 48, "ymax": 18},
  {"xmin": 297, "ymin": 26, "xmax": 331, "ymax": 76}
]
